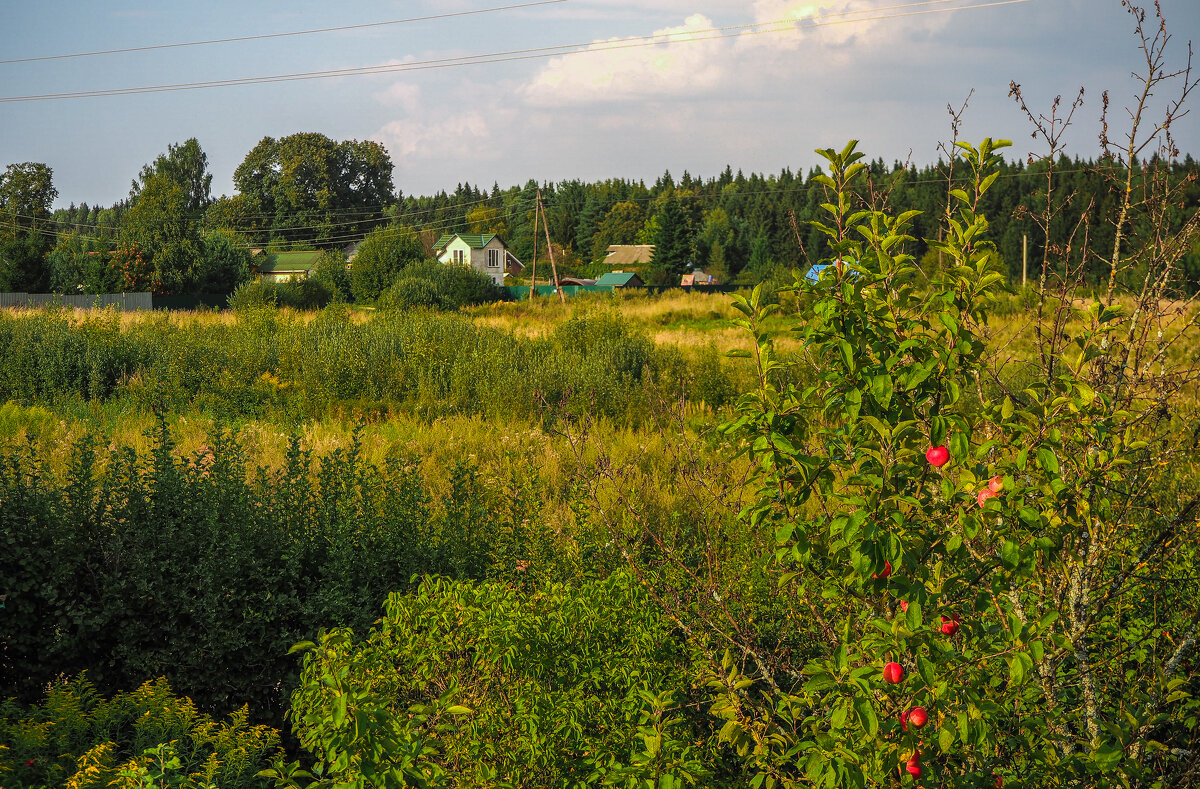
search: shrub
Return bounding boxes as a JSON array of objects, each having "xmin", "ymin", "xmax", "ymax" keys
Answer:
[
  {"xmin": 378, "ymin": 259, "xmax": 504, "ymax": 311},
  {"xmin": 267, "ymin": 571, "xmax": 709, "ymax": 788},
  {"xmin": 349, "ymin": 225, "xmax": 428, "ymax": 303},
  {"xmin": 0, "ymin": 675, "xmax": 280, "ymax": 789}
]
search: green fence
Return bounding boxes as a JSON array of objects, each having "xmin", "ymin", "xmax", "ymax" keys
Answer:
[{"xmin": 502, "ymin": 284, "xmax": 738, "ymax": 301}]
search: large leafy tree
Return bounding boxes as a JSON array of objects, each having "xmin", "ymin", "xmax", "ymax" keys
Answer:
[
  {"xmin": 0, "ymin": 162, "xmax": 57, "ymax": 292},
  {"xmin": 130, "ymin": 138, "xmax": 213, "ymax": 214},
  {"xmin": 233, "ymin": 133, "xmax": 395, "ymax": 246},
  {"xmin": 122, "ymin": 173, "xmax": 201, "ymax": 294}
]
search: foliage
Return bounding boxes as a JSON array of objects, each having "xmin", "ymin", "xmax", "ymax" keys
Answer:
[
  {"xmin": 266, "ymin": 571, "xmax": 709, "ymax": 789},
  {"xmin": 684, "ymin": 137, "xmax": 1199, "ymax": 787},
  {"xmin": 199, "ymin": 230, "xmax": 254, "ymax": 294},
  {"xmin": 233, "ymin": 133, "xmax": 394, "ymax": 247},
  {"xmin": 0, "ymin": 162, "xmax": 57, "ymax": 292},
  {"xmin": 0, "ymin": 305, "xmax": 724, "ymax": 423},
  {"xmin": 130, "ymin": 138, "xmax": 213, "ymax": 215},
  {"xmin": 123, "ymin": 173, "xmax": 202, "ymax": 295},
  {"xmin": 378, "ymin": 260, "xmax": 503, "ymax": 311},
  {"xmin": 349, "ymin": 225, "xmax": 429, "ymax": 303},
  {"xmin": 309, "ymin": 250, "xmax": 352, "ymax": 303},
  {"xmin": 0, "ymin": 674, "xmax": 280, "ymax": 789},
  {"xmin": 0, "ymin": 424, "xmax": 573, "ymax": 727}
]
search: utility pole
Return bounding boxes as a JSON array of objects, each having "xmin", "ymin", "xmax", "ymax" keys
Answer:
[
  {"xmin": 537, "ymin": 188, "xmax": 565, "ymax": 303},
  {"xmin": 1022, "ymin": 234, "xmax": 1028, "ymax": 287},
  {"xmin": 528, "ymin": 192, "xmax": 539, "ymax": 302}
]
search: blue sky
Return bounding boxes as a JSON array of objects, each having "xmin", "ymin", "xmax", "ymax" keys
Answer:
[{"xmin": 2, "ymin": 0, "xmax": 1198, "ymax": 209}]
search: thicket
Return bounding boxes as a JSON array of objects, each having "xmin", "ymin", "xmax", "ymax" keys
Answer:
[
  {"xmin": 0, "ymin": 676, "xmax": 281, "ymax": 789},
  {"xmin": 0, "ymin": 305, "xmax": 735, "ymax": 423},
  {"xmin": 0, "ymin": 423, "xmax": 586, "ymax": 726}
]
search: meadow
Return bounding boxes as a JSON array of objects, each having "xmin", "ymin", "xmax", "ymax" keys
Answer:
[{"xmin": 2, "ymin": 132, "xmax": 1200, "ymax": 787}]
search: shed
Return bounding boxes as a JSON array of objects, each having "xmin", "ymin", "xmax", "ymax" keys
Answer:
[{"xmin": 595, "ymin": 271, "xmax": 645, "ymax": 288}]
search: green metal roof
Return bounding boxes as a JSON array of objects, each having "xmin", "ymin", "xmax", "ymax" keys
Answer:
[
  {"xmin": 431, "ymin": 233, "xmax": 500, "ymax": 251},
  {"xmin": 255, "ymin": 250, "xmax": 323, "ymax": 273},
  {"xmin": 595, "ymin": 272, "xmax": 643, "ymax": 287}
]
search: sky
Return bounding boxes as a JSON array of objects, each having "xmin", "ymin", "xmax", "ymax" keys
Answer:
[{"xmin": 2, "ymin": 0, "xmax": 1199, "ymax": 210}]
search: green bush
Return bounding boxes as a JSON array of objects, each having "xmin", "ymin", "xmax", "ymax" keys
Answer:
[
  {"xmin": 378, "ymin": 259, "xmax": 504, "ymax": 311},
  {"xmin": 0, "ymin": 426, "xmax": 560, "ymax": 727},
  {"xmin": 0, "ymin": 675, "xmax": 280, "ymax": 789},
  {"xmin": 268, "ymin": 571, "xmax": 712, "ymax": 788},
  {"xmin": 349, "ymin": 225, "xmax": 428, "ymax": 303}
]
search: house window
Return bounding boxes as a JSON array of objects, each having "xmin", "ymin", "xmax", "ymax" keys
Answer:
[
  {"xmin": 453, "ymin": 249, "xmax": 465, "ymax": 265},
  {"xmin": 487, "ymin": 248, "xmax": 501, "ymax": 268}
]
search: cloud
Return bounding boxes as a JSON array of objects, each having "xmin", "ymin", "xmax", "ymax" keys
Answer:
[
  {"xmin": 372, "ymin": 81, "xmax": 422, "ymax": 113},
  {"xmin": 523, "ymin": 13, "xmax": 727, "ymax": 105},
  {"xmin": 372, "ymin": 108, "xmax": 507, "ymax": 165}
]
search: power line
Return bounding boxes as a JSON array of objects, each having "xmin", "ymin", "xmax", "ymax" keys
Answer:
[
  {"xmin": 0, "ymin": 0, "xmax": 1034, "ymax": 103},
  {"xmin": 0, "ymin": 0, "xmax": 569, "ymax": 65}
]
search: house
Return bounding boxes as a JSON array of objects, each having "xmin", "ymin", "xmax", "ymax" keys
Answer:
[
  {"xmin": 681, "ymin": 270, "xmax": 717, "ymax": 286},
  {"xmin": 252, "ymin": 250, "xmax": 323, "ymax": 283},
  {"xmin": 595, "ymin": 271, "xmax": 644, "ymax": 288},
  {"xmin": 601, "ymin": 245, "xmax": 654, "ymax": 270},
  {"xmin": 431, "ymin": 233, "xmax": 513, "ymax": 286}
]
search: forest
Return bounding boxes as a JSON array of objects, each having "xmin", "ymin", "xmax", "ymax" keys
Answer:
[{"xmin": 4, "ymin": 129, "xmax": 1200, "ymax": 300}]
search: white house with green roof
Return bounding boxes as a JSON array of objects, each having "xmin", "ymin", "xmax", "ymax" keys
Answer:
[
  {"xmin": 252, "ymin": 250, "xmax": 323, "ymax": 283},
  {"xmin": 431, "ymin": 233, "xmax": 512, "ymax": 286}
]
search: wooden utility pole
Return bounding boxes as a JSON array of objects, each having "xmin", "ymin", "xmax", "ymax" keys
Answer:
[
  {"xmin": 1022, "ymin": 234, "xmax": 1028, "ymax": 287},
  {"xmin": 528, "ymin": 193, "xmax": 539, "ymax": 302},
  {"xmin": 537, "ymin": 188, "xmax": 565, "ymax": 303}
]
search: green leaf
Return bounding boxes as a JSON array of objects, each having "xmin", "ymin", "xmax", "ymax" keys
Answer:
[
  {"xmin": 871, "ymin": 374, "xmax": 894, "ymax": 409},
  {"xmin": 938, "ymin": 723, "xmax": 955, "ymax": 752},
  {"xmin": 839, "ymin": 339, "xmax": 855, "ymax": 372},
  {"xmin": 853, "ymin": 695, "xmax": 879, "ymax": 737},
  {"xmin": 950, "ymin": 431, "xmax": 969, "ymax": 463},
  {"xmin": 1008, "ymin": 654, "xmax": 1027, "ymax": 686},
  {"xmin": 1000, "ymin": 540, "xmax": 1020, "ymax": 570},
  {"xmin": 917, "ymin": 656, "xmax": 936, "ymax": 688},
  {"xmin": 1036, "ymin": 447, "xmax": 1060, "ymax": 475},
  {"xmin": 1093, "ymin": 744, "xmax": 1123, "ymax": 771}
]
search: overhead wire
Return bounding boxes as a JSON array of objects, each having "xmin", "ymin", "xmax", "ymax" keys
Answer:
[
  {"xmin": 0, "ymin": 0, "xmax": 570, "ymax": 65},
  {"xmin": 0, "ymin": 0, "xmax": 1034, "ymax": 103}
]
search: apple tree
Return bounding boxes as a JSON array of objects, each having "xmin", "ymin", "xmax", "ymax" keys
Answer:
[{"xmin": 707, "ymin": 136, "xmax": 1198, "ymax": 787}]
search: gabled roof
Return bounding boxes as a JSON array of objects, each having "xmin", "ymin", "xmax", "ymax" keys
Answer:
[
  {"xmin": 602, "ymin": 244, "xmax": 654, "ymax": 267},
  {"xmin": 254, "ymin": 250, "xmax": 323, "ymax": 273},
  {"xmin": 432, "ymin": 233, "xmax": 503, "ymax": 251},
  {"xmin": 596, "ymin": 271, "xmax": 643, "ymax": 287}
]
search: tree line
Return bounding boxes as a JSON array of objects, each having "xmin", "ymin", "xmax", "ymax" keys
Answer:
[{"xmin": 2, "ymin": 133, "xmax": 1198, "ymax": 296}]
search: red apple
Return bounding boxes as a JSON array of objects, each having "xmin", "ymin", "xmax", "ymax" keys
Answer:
[
  {"xmin": 899, "ymin": 600, "xmax": 909, "ymax": 612},
  {"xmin": 873, "ymin": 560, "xmax": 892, "ymax": 579},
  {"xmin": 925, "ymin": 445, "xmax": 950, "ymax": 467},
  {"xmin": 905, "ymin": 754, "xmax": 922, "ymax": 777},
  {"xmin": 899, "ymin": 709, "xmax": 909, "ymax": 731},
  {"xmin": 977, "ymin": 488, "xmax": 996, "ymax": 508},
  {"xmin": 906, "ymin": 706, "xmax": 928, "ymax": 728},
  {"xmin": 988, "ymin": 475, "xmax": 1004, "ymax": 493},
  {"xmin": 993, "ymin": 774, "xmax": 1003, "ymax": 787},
  {"xmin": 883, "ymin": 662, "xmax": 905, "ymax": 684},
  {"xmin": 940, "ymin": 615, "xmax": 960, "ymax": 636}
]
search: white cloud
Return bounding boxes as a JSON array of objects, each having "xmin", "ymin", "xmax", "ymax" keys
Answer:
[
  {"xmin": 523, "ymin": 13, "xmax": 727, "ymax": 105},
  {"xmin": 372, "ymin": 81, "xmax": 422, "ymax": 113},
  {"xmin": 372, "ymin": 110, "xmax": 501, "ymax": 164}
]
